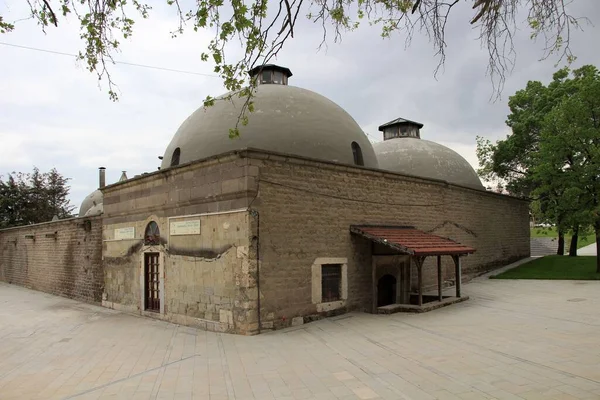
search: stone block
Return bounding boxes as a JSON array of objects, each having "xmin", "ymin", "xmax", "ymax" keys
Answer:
[
  {"xmin": 219, "ymin": 309, "xmax": 233, "ymax": 324},
  {"xmin": 236, "ymin": 246, "xmax": 248, "ymax": 259},
  {"xmin": 291, "ymin": 317, "xmax": 304, "ymax": 327},
  {"xmin": 261, "ymin": 321, "xmax": 274, "ymax": 329}
]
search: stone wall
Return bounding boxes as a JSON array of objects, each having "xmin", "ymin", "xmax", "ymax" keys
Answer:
[
  {"xmin": 0, "ymin": 216, "xmax": 103, "ymax": 303},
  {"xmin": 101, "ymin": 154, "xmax": 259, "ymax": 334},
  {"xmin": 246, "ymin": 151, "xmax": 530, "ymax": 329}
]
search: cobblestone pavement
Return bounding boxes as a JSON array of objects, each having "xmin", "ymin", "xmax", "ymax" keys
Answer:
[{"xmin": 2, "ymin": 276, "xmax": 600, "ymax": 400}]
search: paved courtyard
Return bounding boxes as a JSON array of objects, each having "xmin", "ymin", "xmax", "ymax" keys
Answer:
[{"xmin": 2, "ymin": 270, "xmax": 600, "ymax": 400}]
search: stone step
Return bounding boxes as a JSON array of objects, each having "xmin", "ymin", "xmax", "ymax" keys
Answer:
[{"xmin": 530, "ymin": 237, "xmax": 558, "ymax": 257}]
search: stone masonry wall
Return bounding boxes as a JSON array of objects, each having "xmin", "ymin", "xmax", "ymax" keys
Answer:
[
  {"xmin": 0, "ymin": 216, "xmax": 104, "ymax": 303},
  {"xmin": 101, "ymin": 154, "xmax": 259, "ymax": 334},
  {"xmin": 248, "ymin": 153, "xmax": 530, "ymax": 330}
]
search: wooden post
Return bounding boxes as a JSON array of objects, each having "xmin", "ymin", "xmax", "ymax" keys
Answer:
[
  {"xmin": 417, "ymin": 257, "xmax": 423, "ymax": 307},
  {"xmin": 437, "ymin": 255, "xmax": 442, "ymax": 302},
  {"xmin": 454, "ymin": 256, "xmax": 462, "ymax": 298},
  {"xmin": 372, "ymin": 258, "xmax": 377, "ymax": 313}
]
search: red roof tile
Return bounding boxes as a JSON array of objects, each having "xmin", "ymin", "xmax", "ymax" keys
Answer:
[{"xmin": 350, "ymin": 225, "xmax": 475, "ymax": 256}]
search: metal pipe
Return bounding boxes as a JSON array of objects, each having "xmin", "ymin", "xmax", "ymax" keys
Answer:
[{"xmin": 99, "ymin": 167, "xmax": 106, "ymax": 188}]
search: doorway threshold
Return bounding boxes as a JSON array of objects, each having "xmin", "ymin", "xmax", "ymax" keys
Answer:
[{"xmin": 377, "ymin": 296, "xmax": 469, "ymax": 314}]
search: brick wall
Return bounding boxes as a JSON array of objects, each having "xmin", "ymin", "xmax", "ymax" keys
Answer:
[
  {"xmin": 247, "ymin": 152, "xmax": 530, "ymax": 328},
  {"xmin": 0, "ymin": 216, "xmax": 104, "ymax": 303}
]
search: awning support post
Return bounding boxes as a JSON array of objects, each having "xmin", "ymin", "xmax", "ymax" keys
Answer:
[
  {"xmin": 452, "ymin": 255, "xmax": 462, "ymax": 298},
  {"xmin": 415, "ymin": 256, "xmax": 426, "ymax": 307},
  {"xmin": 371, "ymin": 257, "xmax": 377, "ymax": 313},
  {"xmin": 437, "ymin": 255, "xmax": 442, "ymax": 302}
]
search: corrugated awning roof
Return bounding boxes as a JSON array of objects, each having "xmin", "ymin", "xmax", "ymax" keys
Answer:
[{"xmin": 350, "ymin": 225, "xmax": 475, "ymax": 256}]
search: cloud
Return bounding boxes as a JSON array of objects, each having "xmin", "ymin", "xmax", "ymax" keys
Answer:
[{"xmin": 1, "ymin": 0, "xmax": 600, "ymax": 211}]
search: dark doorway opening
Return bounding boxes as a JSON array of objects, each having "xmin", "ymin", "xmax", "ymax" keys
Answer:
[
  {"xmin": 377, "ymin": 274, "xmax": 397, "ymax": 307},
  {"xmin": 144, "ymin": 252, "xmax": 160, "ymax": 312}
]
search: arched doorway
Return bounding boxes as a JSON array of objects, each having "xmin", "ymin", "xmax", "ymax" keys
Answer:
[{"xmin": 377, "ymin": 274, "xmax": 397, "ymax": 307}]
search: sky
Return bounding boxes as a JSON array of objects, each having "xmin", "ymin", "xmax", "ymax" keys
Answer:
[{"xmin": 1, "ymin": 0, "xmax": 599, "ymax": 213}]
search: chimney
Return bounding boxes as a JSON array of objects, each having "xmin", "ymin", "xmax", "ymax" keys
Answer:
[
  {"xmin": 119, "ymin": 171, "xmax": 128, "ymax": 182},
  {"xmin": 99, "ymin": 167, "xmax": 106, "ymax": 188}
]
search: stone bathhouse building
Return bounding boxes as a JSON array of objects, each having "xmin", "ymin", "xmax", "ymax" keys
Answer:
[{"xmin": 0, "ymin": 65, "xmax": 530, "ymax": 335}]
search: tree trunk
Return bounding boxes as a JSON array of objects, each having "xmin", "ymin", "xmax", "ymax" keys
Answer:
[
  {"xmin": 557, "ymin": 230, "xmax": 565, "ymax": 256},
  {"xmin": 569, "ymin": 226, "xmax": 579, "ymax": 257}
]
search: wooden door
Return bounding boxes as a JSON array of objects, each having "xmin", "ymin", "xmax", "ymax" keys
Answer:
[{"xmin": 144, "ymin": 253, "xmax": 160, "ymax": 312}]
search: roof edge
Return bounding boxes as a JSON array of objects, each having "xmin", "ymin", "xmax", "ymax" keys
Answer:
[
  {"xmin": 104, "ymin": 147, "xmax": 529, "ymax": 203},
  {"xmin": 248, "ymin": 64, "xmax": 293, "ymax": 78},
  {"xmin": 378, "ymin": 117, "xmax": 424, "ymax": 131}
]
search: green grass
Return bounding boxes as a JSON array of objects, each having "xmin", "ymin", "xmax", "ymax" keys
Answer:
[
  {"xmin": 530, "ymin": 227, "xmax": 558, "ymax": 238},
  {"xmin": 491, "ymin": 255, "xmax": 600, "ymax": 280},
  {"xmin": 530, "ymin": 227, "xmax": 596, "ymax": 249}
]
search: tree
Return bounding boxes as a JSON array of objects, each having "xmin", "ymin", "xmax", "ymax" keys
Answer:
[
  {"xmin": 0, "ymin": 1, "xmax": 588, "ymax": 136},
  {"xmin": 0, "ymin": 167, "xmax": 75, "ymax": 229},
  {"xmin": 534, "ymin": 65, "xmax": 600, "ymax": 271},
  {"xmin": 477, "ymin": 67, "xmax": 580, "ymax": 255}
]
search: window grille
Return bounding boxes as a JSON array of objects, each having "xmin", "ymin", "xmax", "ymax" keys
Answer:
[
  {"xmin": 321, "ymin": 264, "xmax": 342, "ymax": 302},
  {"xmin": 144, "ymin": 221, "xmax": 160, "ymax": 246},
  {"xmin": 170, "ymin": 147, "xmax": 181, "ymax": 167},
  {"xmin": 351, "ymin": 142, "xmax": 364, "ymax": 166},
  {"xmin": 144, "ymin": 252, "xmax": 160, "ymax": 312}
]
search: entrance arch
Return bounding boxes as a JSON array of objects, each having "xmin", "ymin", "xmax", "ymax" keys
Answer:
[{"xmin": 377, "ymin": 274, "xmax": 397, "ymax": 307}]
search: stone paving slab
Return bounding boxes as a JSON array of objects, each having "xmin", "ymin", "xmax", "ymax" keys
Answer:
[{"xmin": 1, "ymin": 276, "xmax": 600, "ymax": 400}]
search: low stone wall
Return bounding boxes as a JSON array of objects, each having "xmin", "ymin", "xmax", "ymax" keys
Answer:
[{"xmin": 0, "ymin": 217, "xmax": 104, "ymax": 303}]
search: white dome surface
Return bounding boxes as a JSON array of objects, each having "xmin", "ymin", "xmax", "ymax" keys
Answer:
[
  {"xmin": 373, "ymin": 138, "xmax": 484, "ymax": 190},
  {"xmin": 161, "ymin": 84, "xmax": 378, "ymax": 169},
  {"xmin": 79, "ymin": 189, "xmax": 103, "ymax": 217}
]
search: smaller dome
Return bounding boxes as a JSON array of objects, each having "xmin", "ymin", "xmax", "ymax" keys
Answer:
[
  {"xmin": 374, "ymin": 138, "xmax": 484, "ymax": 190},
  {"xmin": 79, "ymin": 189, "xmax": 103, "ymax": 217}
]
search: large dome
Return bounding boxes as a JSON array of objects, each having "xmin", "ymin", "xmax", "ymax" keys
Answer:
[
  {"xmin": 373, "ymin": 137, "xmax": 484, "ymax": 190},
  {"xmin": 161, "ymin": 84, "xmax": 378, "ymax": 169}
]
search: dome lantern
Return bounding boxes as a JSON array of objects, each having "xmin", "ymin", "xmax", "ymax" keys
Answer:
[
  {"xmin": 378, "ymin": 117, "xmax": 424, "ymax": 140},
  {"xmin": 248, "ymin": 64, "xmax": 293, "ymax": 86}
]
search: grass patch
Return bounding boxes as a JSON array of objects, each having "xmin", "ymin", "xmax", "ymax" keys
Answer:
[
  {"xmin": 530, "ymin": 227, "xmax": 558, "ymax": 238},
  {"xmin": 530, "ymin": 227, "xmax": 596, "ymax": 249},
  {"xmin": 491, "ymin": 255, "xmax": 600, "ymax": 280}
]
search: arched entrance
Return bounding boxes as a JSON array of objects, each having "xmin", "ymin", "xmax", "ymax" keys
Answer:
[{"xmin": 377, "ymin": 274, "xmax": 397, "ymax": 307}]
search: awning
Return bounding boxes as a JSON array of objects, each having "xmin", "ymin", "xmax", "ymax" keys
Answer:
[{"xmin": 350, "ymin": 225, "xmax": 476, "ymax": 256}]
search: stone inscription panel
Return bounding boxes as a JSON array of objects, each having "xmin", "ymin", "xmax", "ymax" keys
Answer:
[
  {"xmin": 170, "ymin": 219, "xmax": 201, "ymax": 236},
  {"xmin": 114, "ymin": 227, "xmax": 135, "ymax": 240}
]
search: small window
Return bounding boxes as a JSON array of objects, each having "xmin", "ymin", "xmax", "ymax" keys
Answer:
[
  {"xmin": 144, "ymin": 221, "xmax": 160, "ymax": 245},
  {"xmin": 170, "ymin": 147, "xmax": 181, "ymax": 167},
  {"xmin": 322, "ymin": 264, "xmax": 342, "ymax": 302},
  {"xmin": 261, "ymin": 70, "xmax": 271, "ymax": 83},
  {"xmin": 272, "ymin": 71, "xmax": 283, "ymax": 84},
  {"xmin": 351, "ymin": 142, "xmax": 364, "ymax": 166}
]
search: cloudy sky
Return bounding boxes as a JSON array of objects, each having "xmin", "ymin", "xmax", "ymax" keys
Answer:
[{"xmin": 1, "ymin": 0, "xmax": 599, "ymax": 212}]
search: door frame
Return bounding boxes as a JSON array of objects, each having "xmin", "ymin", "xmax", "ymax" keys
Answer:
[{"xmin": 140, "ymin": 250, "xmax": 165, "ymax": 315}]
